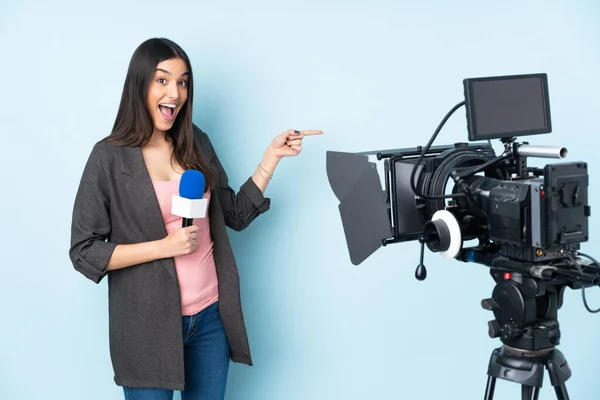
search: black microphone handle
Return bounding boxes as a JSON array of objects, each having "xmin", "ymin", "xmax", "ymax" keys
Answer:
[{"xmin": 182, "ymin": 218, "xmax": 194, "ymax": 228}]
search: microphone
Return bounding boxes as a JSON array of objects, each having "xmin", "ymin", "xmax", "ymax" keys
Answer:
[{"xmin": 171, "ymin": 170, "xmax": 208, "ymax": 227}]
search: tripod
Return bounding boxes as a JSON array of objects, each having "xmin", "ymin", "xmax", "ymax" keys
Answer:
[{"xmin": 480, "ymin": 270, "xmax": 573, "ymax": 399}]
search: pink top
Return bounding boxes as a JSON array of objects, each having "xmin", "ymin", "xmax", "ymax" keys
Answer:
[{"xmin": 152, "ymin": 179, "xmax": 219, "ymax": 316}]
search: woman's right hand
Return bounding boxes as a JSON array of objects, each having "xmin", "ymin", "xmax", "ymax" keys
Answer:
[{"xmin": 160, "ymin": 225, "xmax": 200, "ymax": 257}]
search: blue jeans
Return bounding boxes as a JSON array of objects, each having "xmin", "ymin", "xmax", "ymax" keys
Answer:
[{"xmin": 123, "ymin": 301, "xmax": 230, "ymax": 400}]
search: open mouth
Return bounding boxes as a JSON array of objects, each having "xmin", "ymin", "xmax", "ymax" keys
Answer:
[{"xmin": 158, "ymin": 103, "xmax": 177, "ymax": 121}]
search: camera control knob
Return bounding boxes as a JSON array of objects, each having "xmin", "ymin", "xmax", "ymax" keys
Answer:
[
  {"xmin": 488, "ymin": 320, "xmax": 502, "ymax": 338},
  {"xmin": 481, "ymin": 298, "xmax": 499, "ymax": 311},
  {"xmin": 414, "ymin": 242, "xmax": 427, "ymax": 281},
  {"xmin": 502, "ymin": 320, "xmax": 522, "ymax": 340},
  {"xmin": 548, "ymin": 328, "xmax": 561, "ymax": 345}
]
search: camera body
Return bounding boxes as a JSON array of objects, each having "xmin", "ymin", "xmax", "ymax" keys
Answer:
[
  {"xmin": 409, "ymin": 141, "xmax": 590, "ymax": 266},
  {"xmin": 459, "ymin": 162, "xmax": 589, "ymax": 263}
]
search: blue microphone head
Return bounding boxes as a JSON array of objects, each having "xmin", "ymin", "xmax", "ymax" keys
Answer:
[{"xmin": 179, "ymin": 170, "xmax": 205, "ymax": 199}]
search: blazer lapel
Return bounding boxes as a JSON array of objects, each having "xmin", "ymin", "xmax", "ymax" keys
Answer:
[{"xmin": 118, "ymin": 145, "xmax": 177, "ymax": 279}]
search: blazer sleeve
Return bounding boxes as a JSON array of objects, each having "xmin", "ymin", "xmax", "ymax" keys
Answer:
[
  {"xmin": 68, "ymin": 144, "xmax": 118, "ymax": 284},
  {"xmin": 195, "ymin": 126, "xmax": 271, "ymax": 231}
]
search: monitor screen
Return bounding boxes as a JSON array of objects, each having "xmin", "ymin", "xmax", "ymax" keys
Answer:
[{"xmin": 464, "ymin": 73, "xmax": 552, "ymax": 141}]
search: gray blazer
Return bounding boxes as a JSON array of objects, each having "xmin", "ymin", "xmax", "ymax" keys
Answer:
[{"xmin": 69, "ymin": 125, "xmax": 270, "ymax": 390}]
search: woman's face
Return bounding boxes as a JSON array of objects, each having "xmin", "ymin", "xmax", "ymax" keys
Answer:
[{"xmin": 146, "ymin": 57, "xmax": 189, "ymax": 134}]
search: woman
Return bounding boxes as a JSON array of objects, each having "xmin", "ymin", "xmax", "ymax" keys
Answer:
[{"xmin": 68, "ymin": 37, "xmax": 322, "ymax": 400}]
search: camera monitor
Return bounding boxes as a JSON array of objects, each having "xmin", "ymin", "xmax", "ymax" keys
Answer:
[{"xmin": 464, "ymin": 73, "xmax": 552, "ymax": 141}]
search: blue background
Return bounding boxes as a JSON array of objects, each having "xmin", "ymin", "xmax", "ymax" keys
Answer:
[{"xmin": 1, "ymin": 0, "xmax": 600, "ymax": 399}]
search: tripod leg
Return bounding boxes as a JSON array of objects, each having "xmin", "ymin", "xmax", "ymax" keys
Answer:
[
  {"xmin": 529, "ymin": 386, "xmax": 540, "ymax": 400},
  {"xmin": 545, "ymin": 349, "xmax": 571, "ymax": 400},
  {"xmin": 521, "ymin": 385, "xmax": 530, "ymax": 400},
  {"xmin": 484, "ymin": 375, "xmax": 496, "ymax": 400},
  {"xmin": 521, "ymin": 385, "xmax": 540, "ymax": 400},
  {"xmin": 554, "ymin": 384, "xmax": 570, "ymax": 400}
]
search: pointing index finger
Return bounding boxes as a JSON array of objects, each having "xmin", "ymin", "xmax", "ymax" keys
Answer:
[{"xmin": 299, "ymin": 130, "xmax": 323, "ymax": 136}]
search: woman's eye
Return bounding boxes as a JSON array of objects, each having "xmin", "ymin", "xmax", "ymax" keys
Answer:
[
  {"xmin": 157, "ymin": 78, "xmax": 166, "ymax": 84},
  {"xmin": 178, "ymin": 81, "xmax": 187, "ymax": 86}
]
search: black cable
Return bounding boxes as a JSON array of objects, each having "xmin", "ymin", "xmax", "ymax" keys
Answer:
[
  {"xmin": 410, "ymin": 101, "xmax": 466, "ymax": 200},
  {"xmin": 425, "ymin": 151, "xmax": 490, "ymax": 216},
  {"xmin": 565, "ymin": 250, "xmax": 600, "ymax": 313},
  {"xmin": 576, "ymin": 252, "xmax": 600, "ymax": 313}
]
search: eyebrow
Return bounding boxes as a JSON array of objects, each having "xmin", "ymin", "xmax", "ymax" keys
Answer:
[{"xmin": 156, "ymin": 68, "xmax": 189, "ymax": 77}]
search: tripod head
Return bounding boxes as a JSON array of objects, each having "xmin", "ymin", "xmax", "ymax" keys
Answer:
[
  {"xmin": 476, "ymin": 253, "xmax": 600, "ymax": 399},
  {"xmin": 469, "ymin": 248, "xmax": 600, "ymax": 350},
  {"xmin": 482, "ymin": 269, "xmax": 571, "ymax": 352}
]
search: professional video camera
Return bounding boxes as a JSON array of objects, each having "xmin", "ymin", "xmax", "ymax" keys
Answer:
[{"xmin": 326, "ymin": 73, "xmax": 600, "ymax": 400}]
